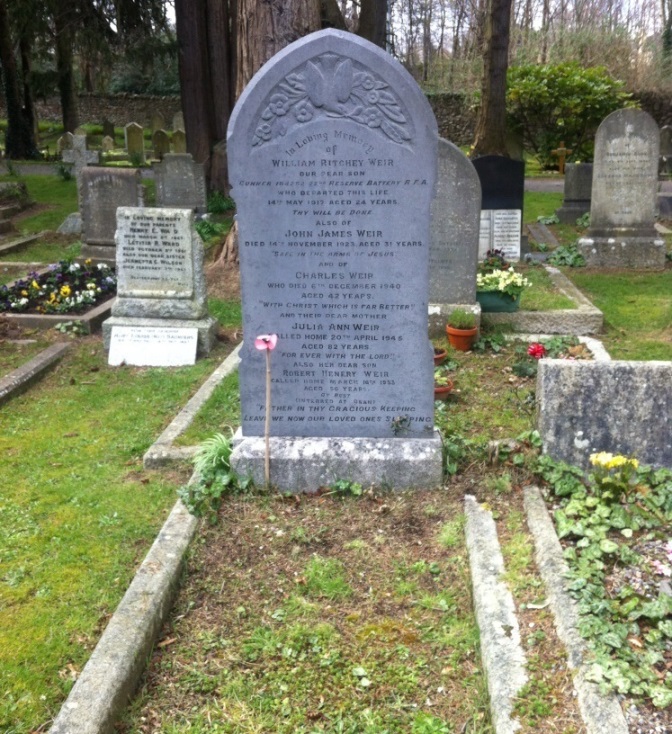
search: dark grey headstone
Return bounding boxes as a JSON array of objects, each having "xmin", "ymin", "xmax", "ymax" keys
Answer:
[
  {"xmin": 538, "ymin": 360, "xmax": 672, "ymax": 470},
  {"xmin": 660, "ymin": 125, "xmax": 672, "ymax": 175},
  {"xmin": 102, "ymin": 119, "xmax": 115, "ymax": 140},
  {"xmin": 228, "ymin": 28, "xmax": 438, "ymax": 440},
  {"xmin": 580, "ymin": 109, "xmax": 664, "ymax": 269},
  {"xmin": 80, "ymin": 167, "xmax": 143, "ymax": 249},
  {"xmin": 556, "ymin": 163, "xmax": 592, "ymax": 224},
  {"xmin": 429, "ymin": 138, "xmax": 481, "ymax": 304},
  {"xmin": 154, "ymin": 154, "xmax": 207, "ymax": 212},
  {"xmin": 473, "ymin": 155, "xmax": 525, "ymax": 260}
]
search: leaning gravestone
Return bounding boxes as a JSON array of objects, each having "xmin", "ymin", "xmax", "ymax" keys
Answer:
[
  {"xmin": 228, "ymin": 28, "xmax": 442, "ymax": 491},
  {"xmin": 428, "ymin": 137, "xmax": 481, "ymax": 336},
  {"xmin": 555, "ymin": 162, "xmax": 592, "ymax": 224},
  {"xmin": 473, "ymin": 155, "xmax": 525, "ymax": 260},
  {"xmin": 154, "ymin": 154, "xmax": 207, "ymax": 212},
  {"xmin": 125, "ymin": 122, "xmax": 145, "ymax": 164},
  {"xmin": 102, "ymin": 207, "xmax": 217, "ymax": 363},
  {"xmin": 579, "ymin": 109, "xmax": 664, "ymax": 269},
  {"xmin": 80, "ymin": 168, "xmax": 144, "ymax": 261}
]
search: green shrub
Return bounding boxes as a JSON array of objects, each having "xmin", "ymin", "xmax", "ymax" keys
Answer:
[{"xmin": 507, "ymin": 62, "xmax": 635, "ymax": 167}]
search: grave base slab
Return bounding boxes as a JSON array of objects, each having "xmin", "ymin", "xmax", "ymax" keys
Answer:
[
  {"xmin": 231, "ymin": 429, "xmax": 444, "ymax": 493},
  {"xmin": 578, "ymin": 236, "xmax": 666, "ymax": 270},
  {"xmin": 102, "ymin": 315, "xmax": 218, "ymax": 356}
]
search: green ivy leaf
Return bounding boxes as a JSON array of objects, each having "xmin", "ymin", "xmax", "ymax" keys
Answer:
[{"xmin": 599, "ymin": 539, "xmax": 619, "ymax": 554}]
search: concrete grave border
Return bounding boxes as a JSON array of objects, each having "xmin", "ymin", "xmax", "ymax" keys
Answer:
[
  {"xmin": 0, "ymin": 342, "xmax": 70, "ymax": 405},
  {"xmin": 480, "ymin": 265, "xmax": 603, "ymax": 335}
]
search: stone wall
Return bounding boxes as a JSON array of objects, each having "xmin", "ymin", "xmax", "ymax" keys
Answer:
[{"xmin": 24, "ymin": 94, "xmax": 182, "ymax": 129}]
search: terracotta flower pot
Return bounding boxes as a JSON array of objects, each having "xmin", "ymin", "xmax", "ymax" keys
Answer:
[
  {"xmin": 446, "ymin": 325, "xmax": 478, "ymax": 352},
  {"xmin": 433, "ymin": 347, "xmax": 448, "ymax": 366},
  {"xmin": 434, "ymin": 379, "xmax": 454, "ymax": 399}
]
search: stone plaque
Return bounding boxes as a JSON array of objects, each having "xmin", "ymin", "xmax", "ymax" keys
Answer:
[
  {"xmin": 80, "ymin": 167, "xmax": 143, "ymax": 247},
  {"xmin": 228, "ymin": 29, "xmax": 438, "ymax": 440},
  {"xmin": 473, "ymin": 155, "xmax": 524, "ymax": 259},
  {"xmin": 115, "ymin": 208, "xmax": 194, "ymax": 298},
  {"xmin": 429, "ymin": 137, "xmax": 481, "ymax": 304},
  {"xmin": 154, "ymin": 154, "xmax": 207, "ymax": 212},
  {"xmin": 108, "ymin": 326, "xmax": 198, "ymax": 366}
]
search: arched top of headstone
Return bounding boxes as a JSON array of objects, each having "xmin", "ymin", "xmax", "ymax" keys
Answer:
[
  {"xmin": 228, "ymin": 28, "xmax": 437, "ymax": 154},
  {"xmin": 125, "ymin": 121, "xmax": 143, "ymax": 131},
  {"xmin": 595, "ymin": 107, "xmax": 658, "ymax": 143}
]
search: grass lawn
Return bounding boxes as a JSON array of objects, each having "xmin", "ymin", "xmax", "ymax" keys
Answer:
[
  {"xmin": 0, "ymin": 240, "xmax": 81, "ymax": 264},
  {"xmin": 0, "ymin": 338, "xmax": 53, "ymax": 374},
  {"xmin": 0, "ymin": 339, "xmax": 234, "ymax": 732},
  {"xmin": 0, "ymin": 174, "xmax": 78, "ymax": 234}
]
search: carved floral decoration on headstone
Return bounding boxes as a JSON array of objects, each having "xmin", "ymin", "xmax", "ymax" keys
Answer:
[{"xmin": 252, "ymin": 54, "xmax": 412, "ymax": 147}]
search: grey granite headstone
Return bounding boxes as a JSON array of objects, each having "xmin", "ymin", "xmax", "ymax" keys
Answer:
[
  {"xmin": 102, "ymin": 119, "xmax": 115, "ymax": 140},
  {"xmin": 428, "ymin": 137, "xmax": 481, "ymax": 336},
  {"xmin": 172, "ymin": 111, "xmax": 185, "ymax": 131},
  {"xmin": 538, "ymin": 360, "xmax": 672, "ymax": 470},
  {"xmin": 473, "ymin": 155, "xmax": 525, "ymax": 260},
  {"xmin": 154, "ymin": 154, "xmax": 207, "ymax": 212},
  {"xmin": 152, "ymin": 129, "xmax": 170, "ymax": 159},
  {"xmin": 125, "ymin": 122, "xmax": 145, "ymax": 164},
  {"xmin": 102, "ymin": 207, "xmax": 217, "ymax": 356},
  {"xmin": 659, "ymin": 125, "xmax": 672, "ymax": 175},
  {"xmin": 62, "ymin": 134, "xmax": 100, "ymax": 181},
  {"xmin": 172, "ymin": 129, "xmax": 187, "ymax": 154},
  {"xmin": 555, "ymin": 163, "xmax": 592, "ymax": 224},
  {"xmin": 80, "ymin": 167, "xmax": 144, "ymax": 261},
  {"xmin": 579, "ymin": 109, "xmax": 664, "ymax": 269},
  {"xmin": 227, "ymin": 28, "xmax": 442, "ymax": 490}
]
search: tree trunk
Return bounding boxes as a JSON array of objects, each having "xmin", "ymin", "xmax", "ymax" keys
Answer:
[
  {"xmin": 471, "ymin": 0, "xmax": 512, "ymax": 158},
  {"xmin": 19, "ymin": 35, "xmax": 38, "ymax": 145},
  {"xmin": 235, "ymin": 0, "xmax": 321, "ymax": 98},
  {"xmin": 0, "ymin": 0, "xmax": 37, "ymax": 158},
  {"xmin": 321, "ymin": 0, "xmax": 348, "ymax": 30},
  {"xmin": 54, "ymin": 9, "xmax": 79, "ymax": 132},
  {"xmin": 357, "ymin": 0, "xmax": 387, "ymax": 48}
]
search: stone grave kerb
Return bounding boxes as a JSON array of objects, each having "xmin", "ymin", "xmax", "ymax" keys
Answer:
[{"xmin": 227, "ymin": 28, "xmax": 442, "ymax": 491}]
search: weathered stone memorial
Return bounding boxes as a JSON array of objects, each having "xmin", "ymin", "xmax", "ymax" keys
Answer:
[
  {"xmin": 151, "ymin": 111, "xmax": 166, "ymax": 133},
  {"xmin": 428, "ymin": 137, "xmax": 481, "ymax": 336},
  {"xmin": 579, "ymin": 109, "xmax": 665, "ymax": 269},
  {"xmin": 56, "ymin": 132, "xmax": 73, "ymax": 155},
  {"xmin": 227, "ymin": 28, "xmax": 442, "ymax": 491},
  {"xmin": 101, "ymin": 135, "xmax": 115, "ymax": 153},
  {"xmin": 125, "ymin": 122, "xmax": 145, "ymax": 164},
  {"xmin": 152, "ymin": 129, "xmax": 170, "ymax": 159},
  {"xmin": 103, "ymin": 207, "xmax": 217, "ymax": 364},
  {"xmin": 172, "ymin": 129, "xmax": 187, "ymax": 154},
  {"xmin": 154, "ymin": 154, "xmax": 207, "ymax": 212},
  {"xmin": 172, "ymin": 111, "xmax": 185, "ymax": 132},
  {"xmin": 62, "ymin": 134, "xmax": 100, "ymax": 181},
  {"xmin": 555, "ymin": 162, "xmax": 592, "ymax": 224},
  {"xmin": 660, "ymin": 125, "xmax": 672, "ymax": 175},
  {"xmin": 538, "ymin": 360, "xmax": 672, "ymax": 470},
  {"xmin": 473, "ymin": 155, "xmax": 525, "ymax": 260},
  {"xmin": 80, "ymin": 168, "xmax": 144, "ymax": 261}
]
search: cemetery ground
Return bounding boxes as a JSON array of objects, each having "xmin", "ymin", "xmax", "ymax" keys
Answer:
[{"xmin": 1, "ymin": 184, "xmax": 671, "ymax": 732}]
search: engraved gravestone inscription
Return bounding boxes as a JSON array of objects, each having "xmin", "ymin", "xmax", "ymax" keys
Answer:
[{"xmin": 228, "ymin": 29, "xmax": 438, "ymax": 440}]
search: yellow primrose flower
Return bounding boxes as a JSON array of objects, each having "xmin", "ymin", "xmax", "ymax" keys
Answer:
[
  {"xmin": 589, "ymin": 452, "xmax": 613, "ymax": 467},
  {"xmin": 85, "ymin": 258, "xmax": 92, "ymax": 265},
  {"xmin": 60, "ymin": 284, "xmax": 71, "ymax": 297},
  {"xmin": 31, "ymin": 280, "xmax": 39, "ymax": 289}
]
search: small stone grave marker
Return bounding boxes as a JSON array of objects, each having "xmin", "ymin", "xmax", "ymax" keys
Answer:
[
  {"xmin": 556, "ymin": 163, "xmax": 592, "ymax": 224},
  {"xmin": 172, "ymin": 129, "xmax": 187, "ymax": 154},
  {"xmin": 154, "ymin": 154, "xmax": 207, "ymax": 212},
  {"xmin": 473, "ymin": 155, "xmax": 525, "ymax": 260},
  {"xmin": 57, "ymin": 132, "xmax": 73, "ymax": 154},
  {"xmin": 124, "ymin": 122, "xmax": 145, "ymax": 164},
  {"xmin": 62, "ymin": 134, "xmax": 100, "ymax": 180},
  {"xmin": 102, "ymin": 119, "xmax": 115, "ymax": 140},
  {"xmin": 152, "ymin": 129, "xmax": 170, "ymax": 159},
  {"xmin": 551, "ymin": 141, "xmax": 572, "ymax": 174},
  {"xmin": 151, "ymin": 111, "xmax": 166, "ymax": 133},
  {"xmin": 101, "ymin": 135, "xmax": 115, "ymax": 152},
  {"xmin": 172, "ymin": 111, "xmax": 185, "ymax": 131},
  {"xmin": 227, "ymin": 28, "xmax": 442, "ymax": 491},
  {"xmin": 579, "ymin": 108, "xmax": 664, "ymax": 269},
  {"xmin": 428, "ymin": 137, "xmax": 481, "ymax": 335},
  {"xmin": 103, "ymin": 207, "xmax": 217, "ymax": 359}
]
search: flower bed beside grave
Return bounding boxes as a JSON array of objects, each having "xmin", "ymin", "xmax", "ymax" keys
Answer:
[{"xmin": 0, "ymin": 259, "xmax": 116, "ymax": 315}]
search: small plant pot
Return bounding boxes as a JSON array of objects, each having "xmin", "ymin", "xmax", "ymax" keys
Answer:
[
  {"xmin": 434, "ymin": 379, "xmax": 454, "ymax": 399},
  {"xmin": 433, "ymin": 347, "xmax": 448, "ymax": 366},
  {"xmin": 476, "ymin": 291, "xmax": 520, "ymax": 313},
  {"xmin": 446, "ymin": 325, "xmax": 478, "ymax": 352}
]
